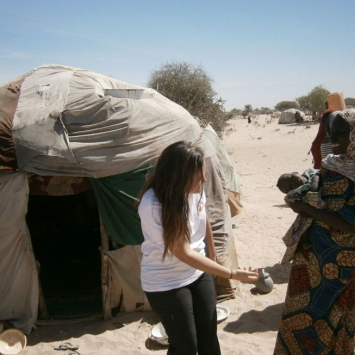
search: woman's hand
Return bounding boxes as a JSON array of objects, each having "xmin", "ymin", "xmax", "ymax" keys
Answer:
[
  {"xmin": 231, "ymin": 267, "xmax": 259, "ymax": 282},
  {"xmin": 288, "ymin": 200, "xmax": 309, "ymax": 215}
]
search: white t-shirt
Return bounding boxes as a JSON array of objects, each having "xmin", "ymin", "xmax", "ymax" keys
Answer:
[{"xmin": 139, "ymin": 188, "xmax": 206, "ymax": 292}]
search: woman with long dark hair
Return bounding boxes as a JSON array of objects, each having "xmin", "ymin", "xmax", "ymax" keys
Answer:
[{"xmin": 138, "ymin": 141, "xmax": 258, "ymax": 355}]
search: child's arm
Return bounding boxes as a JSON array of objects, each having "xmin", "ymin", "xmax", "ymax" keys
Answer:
[{"xmin": 308, "ymin": 174, "xmax": 320, "ymax": 192}]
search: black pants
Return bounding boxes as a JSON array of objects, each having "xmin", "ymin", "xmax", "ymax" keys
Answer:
[{"xmin": 145, "ymin": 273, "xmax": 221, "ymax": 355}]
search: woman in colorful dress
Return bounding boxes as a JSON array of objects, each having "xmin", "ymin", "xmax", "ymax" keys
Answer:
[{"xmin": 274, "ymin": 110, "xmax": 355, "ymax": 354}]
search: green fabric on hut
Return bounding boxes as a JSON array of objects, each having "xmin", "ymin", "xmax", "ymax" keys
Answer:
[{"xmin": 90, "ymin": 166, "xmax": 153, "ymax": 245}]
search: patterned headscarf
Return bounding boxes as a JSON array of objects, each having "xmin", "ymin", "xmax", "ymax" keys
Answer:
[{"xmin": 322, "ymin": 110, "xmax": 355, "ymax": 181}]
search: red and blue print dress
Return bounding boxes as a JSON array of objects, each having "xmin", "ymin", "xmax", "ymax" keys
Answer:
[{"xmin": 274, "ymin": 167, "xmax": 355, "ymax": 355}]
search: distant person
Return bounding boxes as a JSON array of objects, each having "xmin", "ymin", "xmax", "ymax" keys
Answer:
[
  {"xmin": 247, "ymin": 116, "xmax": 251, "ymax": 124},
  {"xmin": 274, "ymin": 111, "xmax": 355, "ymax": 353},
  {"xmin": 138, "ymin": 141, "xmax": 259, "ymax": 355}
]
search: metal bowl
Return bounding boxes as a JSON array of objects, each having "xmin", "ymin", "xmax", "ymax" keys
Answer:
[{"xmin": 151, "ymin": 322, "xmax": 169, "ymax": 346}]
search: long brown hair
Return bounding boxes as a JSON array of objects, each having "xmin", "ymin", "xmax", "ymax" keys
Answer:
[{"xmin": 139, "ymin": 141, "xmax": 205, "ymax": 260}]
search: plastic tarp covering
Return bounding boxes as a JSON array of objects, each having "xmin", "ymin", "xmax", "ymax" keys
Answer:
[
  {"xmin": 90, "ymin": 166, "xmax": 153, "ymax": 245},
  {"xmin": 203, "ymin": 124, "xmax": 244, "ymax": 216},
  {"xmin": 0, "ymin": 173, "xmax": 38, "ymax": 334},
  {"xmin": 105, "ymin": 245, "xmax": 150, "ymax": 312},
  {"xmin": 203, "ymin": 154, "xmax": 239, "ymax": 298},
  {"xmin": 11, "ymin": 65, "xmax": 201, "ymax": 178},
  {"xmin": 12, "ymin": 68, "xmax": 76, "ymax": 170},
  {"xmin": 203, "ymin": 124, "xmax": 242, "ymax": 194},
  {"xmin": 0, "ymin": 76, "xmax": 26, "ymax": 170},
  {"xmin": 0, "ymin": 65, "xmax": 240, "ymax": 325}
]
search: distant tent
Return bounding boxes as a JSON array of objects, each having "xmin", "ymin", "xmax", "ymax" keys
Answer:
[
  {"xmin": 0, "ymin": 65, "xmax": 239, "ymax": 333},
  {"xmin": 278, "ymin": 109, "xmax": 305, "ymax": 124}
]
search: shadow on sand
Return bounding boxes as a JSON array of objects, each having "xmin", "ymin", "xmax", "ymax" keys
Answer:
[
  {"xmin": 27, "ymin": 311, "xmax": 159, "ymax": 347},
  {"xmin": 223, "ymin": 303, "xmax": 284, "ymax": 334},
  {"xmin": 273, "ymin": 203, "xmax": 288, "ymax": 208},
  {"xmin": 263, "ymin": 263, "xmax": 291, "ymax": 285},
  {"xmin": 281, "ymin": 120, "xmax": 319, "ymax": 127}
]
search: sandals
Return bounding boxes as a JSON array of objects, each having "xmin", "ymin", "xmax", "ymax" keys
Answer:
[{"xmin": 54, "ymin": 342, "xmax": 79, "ymax": 351}]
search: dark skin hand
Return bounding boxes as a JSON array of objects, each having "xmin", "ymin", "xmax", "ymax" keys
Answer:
[{"xmin": 289, "ymin": 200, "xmax": 355, "ymax": 233}]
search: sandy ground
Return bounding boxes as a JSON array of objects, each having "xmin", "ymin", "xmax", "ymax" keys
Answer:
[{"xmin": 19, "ymin": 115, "xmax": 319, "ymax": 355}]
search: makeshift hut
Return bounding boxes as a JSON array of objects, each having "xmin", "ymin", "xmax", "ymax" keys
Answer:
[
  {"xmin": 0, "ymin": 65, "xmax": 239, "ymax": 334},
  {"xmin": 203, "ymin": 124, "xmax": 244, "ymax": 216},
  {"xmin": 278, "ymin": 109, "xmax": 305, "ymax": 124}
]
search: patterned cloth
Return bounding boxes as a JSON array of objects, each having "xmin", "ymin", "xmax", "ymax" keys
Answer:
[
  {"xmin": 281, "ymin": 169, "xmax": 322, "ymax": 265},
  {"xmin": 281, "ymin": 191, "xmax": 325, "ymax": 265},
  {"xmin": 274, "ymin": 168, "xmax": 355, "ymax": 354}
]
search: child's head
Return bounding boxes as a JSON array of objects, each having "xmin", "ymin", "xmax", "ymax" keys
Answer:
[{"xmin": 277, "ymin": 173, "xmax": 305, "ymax": 194}]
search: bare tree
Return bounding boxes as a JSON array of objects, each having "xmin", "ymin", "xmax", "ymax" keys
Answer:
[
  {"xmin": 274, "ymin": 101, "xmax": 298, "ymax": 112},
  {"xmin": 147, "ymin": 61, "xmax": 227, "ymax": 133}
]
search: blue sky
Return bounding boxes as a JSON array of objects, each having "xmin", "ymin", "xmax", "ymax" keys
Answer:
[{"xmin": 0, "ymin": 0, "xmax": 354, "ymax": 110}]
